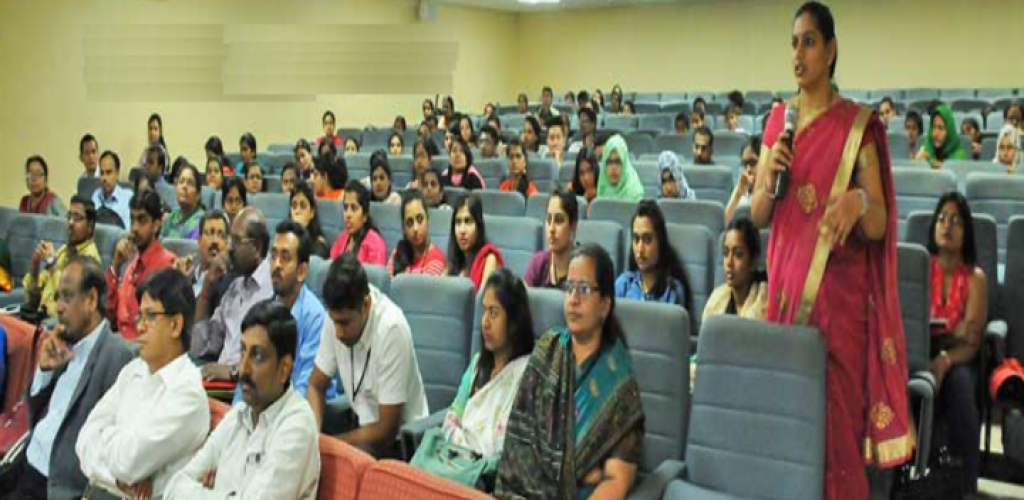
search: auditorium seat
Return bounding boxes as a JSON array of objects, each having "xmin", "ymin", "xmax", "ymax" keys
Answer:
[
  {"xmin": 305, "ymin": 258, "xmax": 390, "ymax": 302},
  {"xmin": 475, "ymin": 158, "xmax": 508, "ymax": 188},
  {"xmin": 369, "ymin": 202, "xmax": 403, "ymax": 257},
  {"xmin": 1004, "ymin": 217, "xmax": 1024, "ymax": 361},
  {"xmin": 1, "ymin": 214, "xmax": 39, "ymax": 305},
  {"xmin": 681, "ymin": 165, "xmax": 733, "ymax": 207},
  {"xmin": 886, "ymin": 132, "xmax": 910, "ymax": 162},
  {"xmin": 986, "ymin": 112, "xmax": 1005, "ymax": 133},
  {"xmin": 712, "ymin": 131, "xmax": 747, "ymax": 162},
  {"xmin": 346, "ymin": 152, "xmax": 373, "ymax": 171},
  {"xmin": 77, "ymin": 177, "xmax": 101, "ymax": 201},
  {"xmin": 362, "ymin": 129, "xmax": 392, "ymax": 150},
  {"xmin": 318, "ymin": 435, "xmax": 375, "ymax": 500},
  {"xmin": 426, "ymin": 207, "xmax": 452, "ymax": 257},
  {"xmin": 981, "ymin": 137, "xmax": 997, "ymax": 162},
  {"xmin": 162, "ymin": 238, "xmax": 199, "ymax": 261},
  {"xmin": 156, "ymin": 182, "xmax": 179, "ymax": 211},
  {"xmin": 444, "ymin": 188, "xmax": 467, "ymax": 214},
  {"xmin": 38, "ymin": 215, "xmax": 68, "ymax": 250},
  {"xmin": 558, "ymin": 162, "xmax": 575, "ymax": 188},
  {"xmin": 639, "ymin": 114, "xmax": 674, "ymax": 134},
  {"xmin": 503, "ymin": 114, "xmax": 526, "ymax": 131},
  {"xmin": 897, "ymin": 243, "xmax": 936, "ymax": 474},
  {"xmin": 945, "ymin": 161, "xmax": 1008, "ymax": 191},
  {"xmin": 576, "ymin": 220, "xmax": 624, "ymax": 274},
  {"xmin": 626, "ymin": 133, "xmax": 656, "ymax": 157},
  {"xmin": 662, "ymin": 315, "xmax": 826, "ymax": 500},
  {"xmin": 665, "ymin": 223, "xmax": 714, "ymax": 333},
  {"xmin": 527, "ymin": 158, "xmax": 558, "ymax": 194},
  {"xmin": 965, "ymin": 173, "xmax": 1024, "ymax": 266},
  {"xmin": 250, "ymin": 193, "xmax": 289, "ymax": 223},
  {"xmin": 892, "ymin": 168, "xmax": 956, "ymax": 239},
  {"xmin": 338, "ymin": 129, "xmax": 362, "ymax": 145},
  {"xmin": 317, "ymin": 199, "xmax": 344, "ymax": 245},
  {"xmin": 656, "ymin": 199, "xmax": 725, "ymax": 237},
  {"xmin": 365, "ymin": 264, "xmax": 391, "ymax": 296},
  {"xmin": 483, "ymin": 215, "xmax": 542, "ymax": 278},
  {"xmin": 261, "ymin": 154, "xmax": 289, "ymax": 175},
  {"xmin": 589, "ymin": 197, "xmax": 639, "ymax": 252},
  {"xmin": 356, "ymin": 460, "xmax": 492, "ymax": 500},
  {"xmin": 264, "ymin": 175, "xmax": 282, "ymax": 194},
  {"xmin": 476, "ymin": 190, "xmax": 525, "ymax": 217},
  {"xmin": 266, "ymin": 143, "xmax": 293, "ymax": 154},
  {"xmin": 655, "ymin": 134, "xmax": 692, "ymax": 158},
  {"xmin": 634, "ymin": 161, "xmax": 662, "ymax": 198}
]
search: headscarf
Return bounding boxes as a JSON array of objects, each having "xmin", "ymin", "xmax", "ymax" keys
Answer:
[
  {"xmin": 656, "ymin": 151, "xmax": 695, "ymax": 199},
  {"xmin": 596, "ymin": 135, "xmax": 644, "ymax": 202},
  {"xmin": 923, "ymin": 104, "xmax": 967, "ymax": 162},
  {"xmin": 994, "ymin": 124, "xmax": 1021, "ymax": 170}
]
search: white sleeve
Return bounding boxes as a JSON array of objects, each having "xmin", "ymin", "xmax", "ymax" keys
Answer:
[
  {"xmin": 232, "ymin": 414, "xmax": 320, "ymax": 500},
  {"xmin": 76, "ymin": 368, "xmax": 126, "ymax": 486},
  {"xmin": 162, "ymin": 412, "xmax": 231, "ymax": 500},
  {"xmin": 313, "ymin": 320, "xmax": 338, "ymax": 378},
  {"xmin": 375, "ymin": 322, "xmax": 416, "ymax": 406}
]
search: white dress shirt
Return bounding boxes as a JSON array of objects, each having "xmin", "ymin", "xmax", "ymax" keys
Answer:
[
  {"xmin": 75, "ymin": 354, "xmax": 209, "ymax": 498},
  {"xmin": 163, "ymin": 387, "xmax": 320, "ymax": 500},
  {"xmin": 314, "ymin": 285, "xmax": 429, "ymax": 427}
]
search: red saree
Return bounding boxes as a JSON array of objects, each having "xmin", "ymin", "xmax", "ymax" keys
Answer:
[{"xmin": 763, "ymin": 99, "xmax": 913, "ymax": 500}]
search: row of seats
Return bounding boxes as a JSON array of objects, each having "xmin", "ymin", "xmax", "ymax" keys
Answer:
[{"xmin": 886, "ymin": 110, "xmax": 1013, "ymax": 134}]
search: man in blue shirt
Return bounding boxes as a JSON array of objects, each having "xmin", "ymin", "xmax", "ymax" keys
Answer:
[
  {"xmin": 92, "ymin": 151, "xmax": 133, "ymax": 229},
  {"xmin": 232, "ymin": 220, "xmax": 336, "ymax": 403}
]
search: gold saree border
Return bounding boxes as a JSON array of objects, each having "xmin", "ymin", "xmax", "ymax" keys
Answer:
[
  {"xmin": 795, "ymin": 105, "xmax": 873, "ymax": 325},
  {"xmin": 863, "ymin": 432, "xmax": 916, "ymax": 466}
]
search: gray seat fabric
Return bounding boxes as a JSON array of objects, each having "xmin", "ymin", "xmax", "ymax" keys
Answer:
[
  {"xmin": 589, "ymin": 197, "xmax": 639, "ymax": 254},
  {"xmin": 305, "ymin": 258, "xmax": 390, "ymax": 303},
  {"xmin": 897, "ymin": 243, "xmax": 932, "ymax": 373},
  {"xmin": 156, "ymin": 182, "xmax": 179, "ymax": 211},
  {"xmin": 529, "ymin": 158, "xmax": 559, "ymax": 194},
  {"xmin": 559, "ymin": 162, "xmax": 576, "ymax": 188},
  {"xmin": 362, "ymin": 129, "xmax": 392, "ymax": 149},
  {"xmin": 427, "ymin": 207, "xmax": 452, "ymax": 258},
  {"xmin": 606, "ymin": 115, "xmax": 639, "ymax": 133},
  {"xmin": 250, "ymin": 193, "xmax": 289, "ymax": 222},
  {"xmin": 635, "ymin": 162, "xmax": 662, "ymax": 198},
  {"xmin": 474, "ymin": 158, "xmax": 508, "ymax": 189},
  {"xmin": 364, "ymin": 264, "xmax": 391, "ymax": 296},
  {"xmin": 6, "ymin": 214, "xmax": 40, "ymax": 283},
  {"xmin": 617, "ymin": 300, "xmax": 691, "ymax": 474},
  {"xmin": 77, "ymin": 177, "xmax": 102, "ymax": 200},
  {"xmin": 886, "ymin": 132, "xmax": 910, "ymax": 162},
  {"xmin": 261, "ymin": 154, "xmax": 289, "ymax": 175},
  {"xmin": 389, "ymin": 274, "xmax": 475, "ymax": 413},
  {"xmin": 712, "ymin": 132, "xmax": 748, "ymax": 163},
  {"xmin": 0, "ymin": 206, "xmax": 17, "ymax": 233},
  {"xmin": 946, "ymin": 161, "xmax": 1009, "ymax": 191},
  {"xmin": 682, "ymin": 166, "xmax": 733, "ymax": 207},
  {"xmin": 369, "ymin": 202, "xmax": 403, "ymax": 257},
  {"xmin": 483, "ymin": 215, "xmax": 541, "ymax": 278},
  {"xmin": 657, "ymin": 199, "xmax": 725, "ymax": 237},
  {"xmin": 445, "ymin": 187, "xmax": 467, "ymax": 213},
  {"xmin": 477, "ymin": 190, "xmax": 526, "ymax": 217},
  {"xmin": 626, "ymin": 133, "xmax": 656, "ymax": 158},
  {"xmin": 665, "ymin": 223, "xmax": 714, "ymax": 333},
  {"xmin": 892, "ymin": 168, "xmax": 956, "ymax": 239},
  {"xmin": 93, "ymin": 225, "xmax": 126, "ymax": 272},
  {"xmin": 965, "ymin": 173, "xmax": 1024, "ymax": 266},
  {"xmin": 316, "ymin": 199, "xmax": 344, "ymax": 245},
  {"xmin": 576, "ymin": 220, "xmax": 624, "ymax": 274},
  {"xmin": 639, "ymin": 114, "xmax": 674, "ymax": 134},
  {"xmin": 1005, "ymin": 217, "xmax": 1024, "ymax": 361},
  {"xmin": 656, "ymin": 134, "xmax": 693, "ymax": 158},
  {"xmin": 263, "ymin": 176, "xmax": 283, "ymax": 195},
  {"xmin": 200, "ymin": 186, "xmax": 215, "ymax": 211},
  {"xmin": 38, "ymin": 216, "xmax": 68, "ymax": 250},
  {"xmin": 162, "ymin": 238, "xmax": 199, "ymax": 260},
  {"xmin": 344, "ymin": 152, "xmax": 372, "ymax": 170},
  {"xmin": 666, "ymin": 315, "xmax": 826, "ymax": 500}
]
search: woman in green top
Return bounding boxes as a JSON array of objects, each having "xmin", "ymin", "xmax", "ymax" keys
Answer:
[
  {"xmin": 161, "ymin": 162, "xmax": 206, "ymax": 240},
  {"xmin": 916, "ymin": 104, "xmax": 968, "ymax": 169},
  {"xmin": 596, "ymin": 135, "xmax": 645, "ymax": 203}
]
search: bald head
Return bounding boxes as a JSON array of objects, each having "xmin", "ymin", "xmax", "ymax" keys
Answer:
[{"xmin": 229, "ymin": 207, "xmax": 269, "ymax": 276}]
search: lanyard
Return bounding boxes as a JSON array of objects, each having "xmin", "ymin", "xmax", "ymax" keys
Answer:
[{"xmin": 350, "ymin": 348, "xmax": 372, "ymax": 401}]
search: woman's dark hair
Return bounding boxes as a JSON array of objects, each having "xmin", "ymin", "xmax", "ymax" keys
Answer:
[
  {"xmin": 423, "ymin": 98, "xmax": 435, "ymax": 115},
  {"xmin": 294, "ymin": 138, "xmax": 313, "ymax": 157},
  {"xmin": 322, "ymin": 110, "xmax": 336, "ymax": 126},
  {"xmin": 1003, "ymin": 102, "xmax": 1024, "ymax": 120},
  {"xmin": 176, "ymin": 162, "xmax": 204, "ymax": 210},
  {"xmin": 906, "ymin": 110, "xmax": 924, "ymax": 132},
  {"xmin": 170, "ymin": 156, "xmax": 190, "ymax": 183},
  {"xmin": 392, "ymin": 190, "xmax": 430, "ymax": 276},
  {"xmin": 369, "ymin": 150, "xmax": 393, "ymax": 201},
  {"xmin": 343, "ymin": 179, "xmax": 378, "ymax": 256},
  {"xmin": 414, "ymin": 136, "xmax": 439, "ymax": 160},
  {"xmin": 448, "ymin": 136, "xmax": 475, "ymax": 173},
  {"xmin": 205, "ymin": 136, "xmax": 225, "ymax": 157},
  {"xmin": 290, "ymin": 180, "xmax": 325, "ymax": 244},
  {"xmin": 148, "ymin": 113, "xmax": 167, "ymax": 152},
  {"xmin": 443, "ymin": 96, "xmax": 455, "ymax": 116},
  {"xmin": 394, "ymin": 115, "xmax": 407, "ymax": 132},
  {"xmin": 316, "ymin": 155, "xmax": 349, "ymax": 190},
  {"xmin": 388, "ymin": 132, "xmax": 404, "ymax": 153},
  {"xmin": 627, "ymin": 201, "xmax": 694, "ymax": 313},
  {"xmin": 744, "ymin": 136, "xmax": 763, "ymax": 159},
  {"xmin": 423, "ymin": 167, "xmax": 447, "ymax": 207},
  {"xmin": 727, "ymin": 90, "xmax": 745, "ymax": 109},
  {"xmin": 241, "ymin": 299, "xmax": 298, "ymax": 364},
  {"xmin": 795, "ymin": 1, "xmax": 838, "ymax": 80},
  {"xmin": 523, "ymin": 116, "xmax": 542, "ymax": 152},
  {"xmin": 319, "ymin": 139, "xmax": 338, "ymax": 160},
  {"xmin": 221, "ymin": 176, "xmax": 247, "ymax": 208},
  {"xmin": 571, "ymin": 243, "xmax": 626, "ymax": 348},
  {"xmin": 961, "ymin": 117, "xmax": 981, "ymax": 137},
  {"xmin": 280, "ymin": 162, "xmax": 299, "ymax": 184},
  {"xmin": 146, "ymin": 145, "xmax": 168, "ymax": 175},
  {"xmin": 345, "ymin": 136, "xmax": 361, "ymax": 153},
  {"xmin": 927, "ymin": 191, "xmax": 977, "ymax": 266},
  {"xmin": 572, "ymin": 148, "xmax": 599, "ymax": 197},
  {"xmin": 458, "ymin": 115, "xmax": 476, "ymax": 143},
  {"xmin": 25, "ymin": 155, "xmax": 48, "ymax": 177},
  {"xmin": 239, "ymin": 132, "xmax": 257, "ymax": 155},
  {"xmin": 133, "ymin": 171, "xmax": 152, "ymax": 195},
  {"xmin": 548, "ymin": 187, "xmax": 580, "ymax": 229},
  {"xmin": 448, "ymin": 194, "xmax": 487, "ymax": 276},
  {"xmin": 474, "ymin": 269, "xmax": 536, "ymax": 392},
  {"xmin": 504, "ymin": 137, "xmax": 532, "ymax": 197},
  {"xmin": 725, "ymin": 217, "xmax": 766, "ymax": 282}
]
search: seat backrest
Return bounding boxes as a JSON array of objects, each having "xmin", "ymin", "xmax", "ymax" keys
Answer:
[
  {"xmin": 389, "ymin": 157, "xmax": 414, "ymax": 190},
  {"xmin": 897, "ymin": 243, "xmax": 931, "ymax": 374},
  {"xmin": 162, "ymin": 238, "xmax": 199, "ymax": 260},
  {"xmin": 625, "ymin": 133, "xmax": 656, "ymax": 157},
  {"xmin": 681, "ymin": 165, "xmax": 733, "ymax": 207},
  {"xmin": 528, "ymin": 158, "xmax": 558, "ymax": 194},
  {"xmin": 91, "ymin": 224, "xmax": 123, "ymax": 272},
  {"xmin": 657, "ymin": 199, "xmax": 725, "ymax": 236},
  {"xmin": 483, "ymin": 215, "xmax": 541, "ymax": 278},
  {"xmin": 357, "ymin": 460, "xmax": 492, "ymax": 500},
  {"xmin": 388, "ymin": 274, "xmax": 475, "ymax": 412},
  {"xmin": 965, "ymin": 173, "xmax": 1024, "ymax": 265},
  {"xmin": 156, "ymin": 182, "xmax": 179, "ymax": 210},
  {"xmin": 0, "ymin": 207, "xmax": 17, "ymax": 235},
  {"xmin": 634, "ymin": 161, "xmax": 661, "ymax": 198},
  {"xmin": 369, "ymin": 202, "xmax": 403, "ymax": 257},
  {"xmin": 476, "ymin": 158, "xmax": 509, "ymax": 188},
  {"xmin": 427, "ymin": 207, "xmax": 452, "ymax": 258},
  {"xmin": 655, "ymin": 134, "xmax": 692, "ymax": 157},
  {"xmin": 617, "ymin": 300, "xmax": 691, "ymax": 473},
  {"xmin": 589, "ymin": 197, "xmax": 637, "ymax": 254},
  {"xmin": 317, "ymin": 435, "xmax": 375, "ymax": 500},
  {"xmin": 345, "ymin": 152, "xmax": 373, "ymax": 171},
  {"xmin": 249, "ymin": 193, "xmax": 290, "ymax": 222},
  {"xmin": 712, "ymin": 131, "xmax": 748, "ymax": 162},
  {"xmin": 77, "ymin": 177, "xmax": 102, "ymax": 201},
  {"xmin": 476, "ymin": 190, "xmax": 526, "ymax": 217},
  {"xmin": 886, "ymin": 132, "xmax": 910, "ymax": 162},
  {"xmin": 362, "ymin": 129, "xmax": 392, "ymax": 149},
  {"xmin": 892, "ymin": 168, "xmax": 956, "ymax": 239},
  {"xmin": 665, "ymin": 223, "xmax": 715, "ymax": 332},
  {"xmin": 575, "ymin": 220, "xmax": 624, "ymax": 274},
  {"xmin": 317, "ymin": 199, "xmax": 344, "ymax": 245},
  {"xmin": 687, "ymin": 315, "xmax": 826, "ymax": 500},
  {"xmin": 365, "ymin": 264, "xmax": 391, "ymax": 296},
  {"xmin": 263, "ymin": 176, "xmax": 283, "ymax": 195},
  {"xmin": 605, "ymin": 115, "xmax": 639, "ymax": 132},
  {"xmin": 1005, "ymin": 217, "xmax": 1024, "ymax": 360},
  {"xmin": 639, "ymin": 114, "xmax": 674, "ymax": 133},
  {"xmin": 945, "ymin": 161, "xmax": 1008, "ymax": 190},
  {"xmin": 38, "ymin": 216, "xmax": 68, "ymax": 251},
  {"xmin": 306, "ymin": 256, "xmax": 330, "ymax": 302},
  {"xmin": 6, "ymin": 214, "xmax": 39, "ymax": 282}
]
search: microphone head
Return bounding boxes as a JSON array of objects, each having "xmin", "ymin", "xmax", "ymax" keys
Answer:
[{"xmin": 784, "ymin": 106, "xmax": 797, "ymax": 132}]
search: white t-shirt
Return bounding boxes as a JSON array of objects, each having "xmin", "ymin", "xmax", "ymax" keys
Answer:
[{"xmin": 314, "ymin": 286, "xmax": 429, "ymax": 426}]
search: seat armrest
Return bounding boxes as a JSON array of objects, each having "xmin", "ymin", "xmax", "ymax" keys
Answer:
[
  {"xmin": 399, "ymin": 409, "xmax": 449, "ymax": 459},
  {"xmin": 626, "ymin": 460, "xmax": 686, "ymax": 500}
]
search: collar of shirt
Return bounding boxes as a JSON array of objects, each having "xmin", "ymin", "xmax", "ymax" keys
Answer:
[
  {"xmin": 69, "ymin": 318, "xmax": 106, "ymax": 362},
  {"xmin": 148, "ymin": 353, "xmax": 194, "ymax": 387},
  {"xmin": 238, "ymin": 386, "xmax": 297, "ymax": 433},
  {"xmin": 290, "ymin": 285, "xmax": 316, "ymax": 320},
  {"xmin": 98, "ymin": 185, "xmax": 129, "ymax": 203},
  {"xmin": 133, "ymin": 240, "xmax": 169, "ymax": 275},
  {"xmin": 60, "ymin": 239, "xmax": 98, "ymax": 262},
  {"xmin": 245, "ymin": 258, "xmax": 272, "ymax": 291},
  {"xmin": 351, "ymin": 286, "xmax": 383, "ymax": 353}
]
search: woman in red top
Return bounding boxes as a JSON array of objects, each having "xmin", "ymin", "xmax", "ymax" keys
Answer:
[
  {"xmin": 751, "ymin": 3, "xmax": 911, "ymax": 498},
  {"xmin": 317, "ymin": 110, "xmax": 343, "ymax": 147},
  {"xmin": 330, "ymin": 180, "xmax": 386, "ymax": 266},
  {"xmin": 499, "ymin": 138, "xmax": 538, "ymax": 198},
  {"xmin": 20, "ymin": 155, "xmax": 66, "ymax": 216},
  {"xmin": 448, "ymin": 195, "xmax": 503, "ymax": 292},
  {"xmin": 388, "ymin": 190, "xmax": 446, "ymax": 278},
  {"xmin": 927, "ymin": 191, "xmax": 988, "ymax": 494}
]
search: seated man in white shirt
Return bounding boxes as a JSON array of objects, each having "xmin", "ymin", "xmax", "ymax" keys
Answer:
[
  {"xmin": 76, "ymin": 268, "xmax": 209, "ymax": 500},
  {"xmin": 165, "ymin": 299, "xmax": 320, "ymax": 500},
  {"xmin": 308, "ymin": 254, "xmax": 429, "ymax": 458}
]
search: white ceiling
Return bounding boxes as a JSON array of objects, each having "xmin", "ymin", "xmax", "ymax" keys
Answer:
[{"xmin": 428, "ymin": 0, "xmax": 698, "ymax": 13}]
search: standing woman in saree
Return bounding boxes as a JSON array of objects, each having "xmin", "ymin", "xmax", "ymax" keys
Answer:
[
  {"xmin": 750, "ymin": 3, "xmax": 912, "ymax": 499},
  {"xmin": 495, "ymin": 244, "xmax": 645, "ymax": 500}
]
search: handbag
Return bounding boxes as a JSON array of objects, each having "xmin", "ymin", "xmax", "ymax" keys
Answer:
[
  {"xmin": 0, "ymin": 323, "xmax": 44, "ymax": 458},
  {"xmin": 890, "ymin": 446, "xmax": 964, "ymax": 500},
  {"xmin": 410, "ymin": 427, "xmax": 498, "ymax": 491}
]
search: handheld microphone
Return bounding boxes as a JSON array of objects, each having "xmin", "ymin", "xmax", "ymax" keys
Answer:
[{"xmin": 775, "ymin": 106, "xmax": 797, "ymax": 199}]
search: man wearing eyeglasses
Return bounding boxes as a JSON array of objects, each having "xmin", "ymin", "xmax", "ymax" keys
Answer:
[
  {"xmin": 174, "ymin": 210, "xmax": 230, "ymax": 299},
  {"xmin": 106, "ymin": 191, "xmax": 177, "ymax": 341},
  {"xmin": 76, "ymin": 268, "xmax": 209, "ymax": 500},
  {"xmin": 193, "ymin": 207, "xmax": 274, "ymax": 381},
  {"xmin": 0, "ymin": 256, "xmax": 133, "ymax": 500},
  {"xmin": 23, "ymin": 195, "xmax": 101, "ymax": 320}
]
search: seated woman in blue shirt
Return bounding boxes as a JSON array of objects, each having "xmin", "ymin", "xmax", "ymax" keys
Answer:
[{"xmin": 614, "ymin": 200, "xmax": 693, "ymax": 312}]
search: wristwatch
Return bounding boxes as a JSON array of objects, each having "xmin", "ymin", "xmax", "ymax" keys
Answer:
[{"xmin": 229, "ymin": 364, "xmax": 239, "ymax": 382}]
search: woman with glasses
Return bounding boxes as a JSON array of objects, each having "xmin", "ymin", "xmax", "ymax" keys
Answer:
[
  {"xmin": 496, "ymin": 244, "xmax": 645, "ymax": 500},
  {"xmin": 20, "ymin": 155, "xmax": 67, "ymax": 216},
  {"xmin": 725, "ymin": 139, "xmax": 761, "ymax": 223},
  {"xmin": 161, "ymin": 163, "xmax": 206, "ymax": 240}
]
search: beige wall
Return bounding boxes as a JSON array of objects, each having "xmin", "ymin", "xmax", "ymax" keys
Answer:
[
  {"xmin": 2, "ymin": 0, "xmax": 1021, "ymax": 207},
  {"xmin": 0, "ymin": 0, "xmax": 518, "ymax": 206},
  {"xmin": 513, "ymin": 0, "xmax": 1024, "ymax": 98}
]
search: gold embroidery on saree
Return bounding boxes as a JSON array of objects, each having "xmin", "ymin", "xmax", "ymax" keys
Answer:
[
  {"xmin": 882, "ymin": 338, "xmax": 897, "ymax": 366},
  {"xmin": 870, "ymin": 402, "xmax": 894, "ymax": 430},
  {"xmin": 797, "ymin": 184, "xmax": 818, "ymax": 215}
]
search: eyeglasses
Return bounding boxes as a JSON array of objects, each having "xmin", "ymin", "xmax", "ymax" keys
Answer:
[
  {"xmin": 562, "ymin": 280, "xmax": 600, "ymax": 298},
  {"xmin": 67, "ymin": 213, "xmax": 87, "ymax": 223},
  {"xmin": 135, "ymin": 310, "xmax": 173, "ymax": 327},
  {"xmin": 25, "ymin": 172, "xmax": 45, "ymax": 181},
  {"xmin": 937, "ymin": 213, "xmax": 963, "ymax": 227},
  {"xmin": 742, "ymin": 158, "xmax": 758, "ymax": 167}
]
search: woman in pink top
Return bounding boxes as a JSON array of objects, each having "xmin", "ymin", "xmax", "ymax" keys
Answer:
[
  {"xmin": 388, "ymin": 190, "xmax": 447, "ymax": 278},
  {"xmin": 329, "ymin": 180, "xmax": 386, "ymax": 265}
]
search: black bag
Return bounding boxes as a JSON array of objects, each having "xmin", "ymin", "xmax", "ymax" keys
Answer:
[
  {"xmin": 95, "ymin": 207, "xmax": 125, "ymax": 229},
  {"xmin": 891, "ymin": 447, "xmax": 964, "ymax": 500}
]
